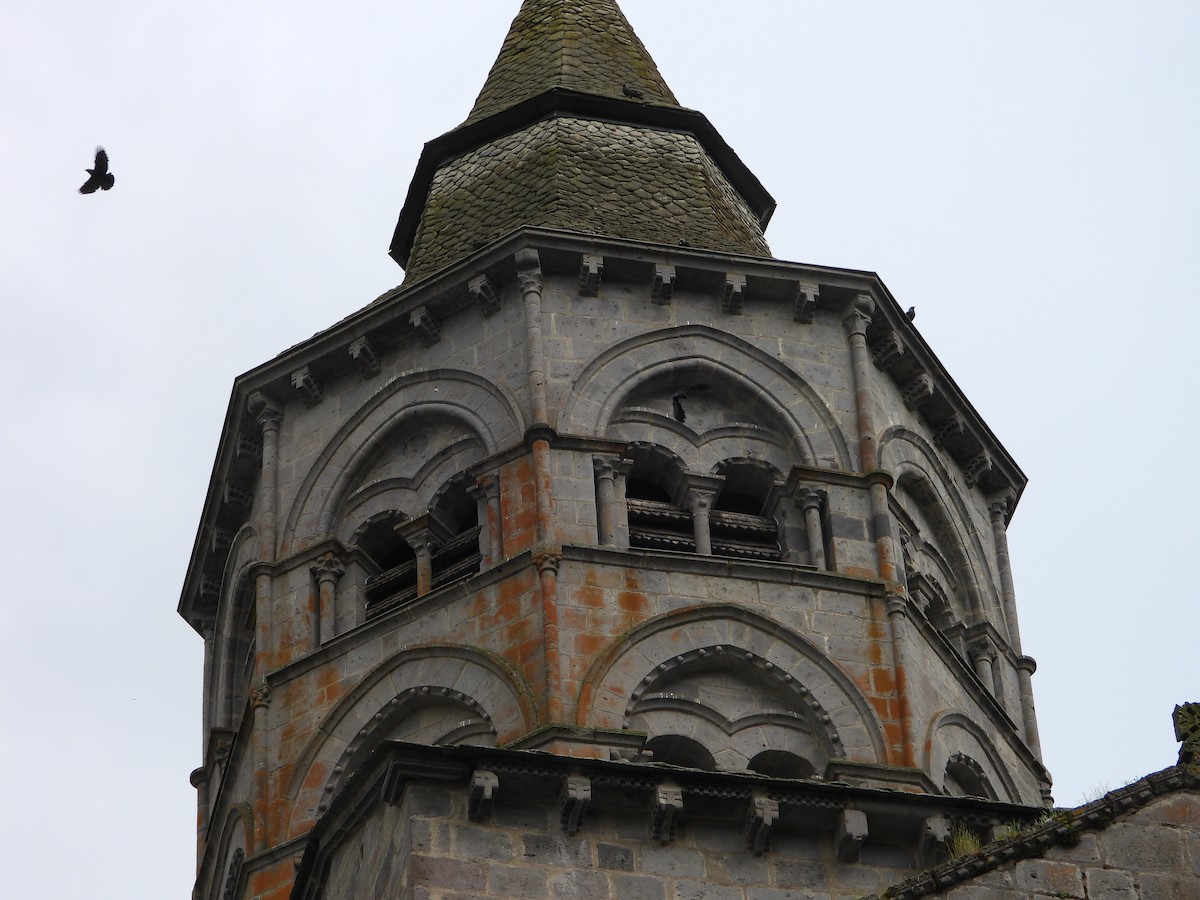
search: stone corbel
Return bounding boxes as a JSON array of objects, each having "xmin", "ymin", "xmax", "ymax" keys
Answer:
[
  {"xmin": 836, "ymin": 808, "xmax": 869, "ymax": 862},
  {"xmin": 792, "ymin": 281, "xmax": 819, "ymax": 324},
  {"xmin": 410, "ymin": 305, "xmax": 441, "ymax": 346},
  {"xmin": 349, "ymin": 336, "xmax": 381, "ymax": 378},
  {"xmin": 223, "ymin": 482, "xmax": 254, "ymax": 514},
  {"xmin": 871, "ymin": 331, "xmax": 905, "ymax": 369},
  {"xmin": 578, "ymin": 255, "xmax": 604, "ymax": 296},
  {"xmin": 468, "ymin": 769, "xmax": 499, "ymax": 822},
  {"xmin": 291, "ymin": 366, "xmax": 323, "ymax": 407},
  {"xmin": 963, "ymin": 451, "xmax": 993, "ymax": 488},
  {"xmin": 934, "ymin": 414, "xmax": 965, "ymax": 449},
  {"xmin": 903, "ymin": 373, "xmax": 935, "ymax": 411},
  {"xmin": 199, "ymin": 574, "xmax": 222, "ymax": 607},
  {"xmin": 920, "ymin": 814, "xmax": 950, "ymax": 867},
  {"xmin": 722, "ymin": 273, "xmax": 747, "ymax": 315},
  {"xmin": 236, "ymin": 436, "xmax": 262, "ymax": 462},
  {"xmin": 745, "ymin": 792, "xmax": 778, "ymax": 855},
  {"xmin": 651, "ymin": 264, "xmax": 676, "ymax": 304},
  {"xmin": 649, "ymin": 783, "xmax": 683, "ymax": 845},
  {"xmin": 559, "ymin": 774, "xmax": 591, "ymax": 835},
  {"xmin": 468, "ymin": 273, "xmax": 501, "ymax": 316}
]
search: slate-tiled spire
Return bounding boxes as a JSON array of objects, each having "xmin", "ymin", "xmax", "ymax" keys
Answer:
[
  {"xmin": 391, "ymin": 0, "xmax": 776, "ymax": 282},
  {"xmin": 464, "ymin": 0, "xmax": 679, "ymax": 123}
]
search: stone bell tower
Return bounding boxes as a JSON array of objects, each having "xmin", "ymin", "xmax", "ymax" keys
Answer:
[{"xmin": 179, "ymin": 2, "xmax": 1049, "ymax": 898}]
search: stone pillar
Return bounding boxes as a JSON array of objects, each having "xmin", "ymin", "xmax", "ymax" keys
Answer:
[
  {"xmin": 469, "ymin": 475, "xmax": 502, "ymax": 566},
  {"xmin": 682, "ymin": 478, "xmax": 723, "ymax": 556},
  {"xmin": 593, "ymin": 456, "xmax": 631, "ymax": 549},
  {"xmin": 397, "ymin": 520, "xmax": 438, "ymax": 598},
  {"xmin": 988, "ymin": 493, "xmax": 1042, "ymax": 759},
  {"xmin": 795, "ymin": 487, "xmax": 826, "ymax": 570},
  {"xmin": 311, "ymin": 553, "xmax": 344, "ymax": 647},
  {"xmin": 842, "ymin": 296, "xmax": 898, "ymax": 583}
]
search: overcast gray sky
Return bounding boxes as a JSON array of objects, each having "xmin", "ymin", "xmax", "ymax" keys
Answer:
[{"xmin": 2, "ymin": 2, "xmax": 1196, "ymax": 897}]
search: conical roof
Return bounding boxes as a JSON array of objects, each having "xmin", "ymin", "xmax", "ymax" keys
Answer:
[
  {"xmin": 390, "ymin": 0, "xmax": 775, "ymax": 281},
  {"xmin": 464, "ymin": 0, "xmax": 679, "ymax": 124}
]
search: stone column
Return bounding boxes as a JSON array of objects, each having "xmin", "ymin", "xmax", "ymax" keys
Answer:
[
  {"xmin": 593, "ymin": 456, "xmax": 631, "ymax": 549},
  {"xmin": 682, "ymin": 478, "xmax": 723, "ymax": 556},
  {"xmin": 469, "ymin": 475, "xmax": 502, "ymax": 566},
  {"xmin": 397, "ymin": 519, "xmax": 438, "ymax": 598},
  {"xmin": 246, "ymin": 391, "xmax": 281, "ymax": 854},
  {"xmin": 795, "ymin": 487, "xmax": 826, "ymax": 570},
  {"xmin": 311, "ymin": 552, "xmax": 344, "ymax": 647},
  {"xmin": 987, "ymin": 493, "xmax": 1042, "ymax": 759},
  {"xmin": 842, "ymin": 296, "xmax": 898, "ymax": 583}
]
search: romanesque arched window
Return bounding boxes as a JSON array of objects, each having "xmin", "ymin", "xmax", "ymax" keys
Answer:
[
  {"xmin": 360, "ymin": 511, "xmax": 418, "ymax": 616},
  {"xmin": 623, "ymin": 445, "xmax": 694, "ymax": 553},
  {"xmin": 710, "ymin": 459, "xmax": 781, "ymax": 561}
]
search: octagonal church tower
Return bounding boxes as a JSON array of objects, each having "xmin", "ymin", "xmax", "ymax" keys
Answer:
[{"xmin": 179, "ymin": 3, "xmax": 1050, "ymax": 898}]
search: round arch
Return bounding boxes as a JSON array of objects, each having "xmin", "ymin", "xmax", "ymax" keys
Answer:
[
  {"xmin": 576, "ymin": 604, "xmax": 886, "ymax": 765},
  {"xmin": 282, "ymin": 370, "xmax": 524, "ymax": 555},
  {"xmin": 560, "ymin": 325, "xmax": 852, "ymax": 470},
  {"xmin": 926, "ymin": 710, "xmax": 1021, "ymax": 804}
]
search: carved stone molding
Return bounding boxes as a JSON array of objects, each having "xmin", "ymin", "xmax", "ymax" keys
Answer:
[
  {"xmin": 560, "ymin": 774, "xmax": 591, "ymax": 835},
  {"xmin": 249, "ymin": 681, "xmax": 271, "ymax": 710},
  {"xmin": 410, "ymin": 305, "xmax": 441, "ymax": 347},
  {"xmin": 349, "ymin": 336, "xmax": 381, "ymax": 378},
  {"xmin": 468, "ymin": 273, "xmax": 501, "ymax": 316},
  {"xmin": 468, "ymin": 769, "xmax": 499, "ymax": 822},
  {"xmin": 291, "ymin": 367, "xmax": 323, "ymax": 408},
  {"xmin": 745, "ymin": 792, "xmax": 778, "ymax": 855},
  {"xmin": 578, "ymin": 255, "xmax": 604, "ymax": 296},
  {"xmin": 222, "ymin": 848, "xmax": 244, "ymax": 900},
  {"xmin": 649, "ymin": 783, "xmax": 682, "ymax": 845},
  {"xmin": 651, "ymin": 264, "xmax": 676, "ymax": 304},
  {"xmin": 722, "ymin": 273, "xmax": 747, "ymax": 315},
  {"xmin": 871, "ymin": 332, "xmax": 905, "ymax": 369},
  {"xmin": 792, "ymin": 281, "xmax": 819, "ymax": 324}
]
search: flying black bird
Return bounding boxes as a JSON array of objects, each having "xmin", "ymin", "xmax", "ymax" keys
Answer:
[
  {"xmin": 79, "ymin": 147, "xmax": 115, "ymax": 194},
  {"xmin": 905, "ymin": 306, "xmax": 916, "ymax": 321}
]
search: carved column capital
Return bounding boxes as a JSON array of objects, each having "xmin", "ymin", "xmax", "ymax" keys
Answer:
[
  {"xmin": 534, "ymin": 545, "xmax": 562, "ymax": 575},
  {"xmin": 515, "ymin": 248, "xmax": 543, "ymax": 294},
  {"xmin": 249, "ymin": 682, "xmax": 271, "ymax": 710},
  {"xmin": 247, "ymin": 391, "xmax": 283, "ymax": 432},
  {"xmin": 841, "ymin": 293, "xmax": 875, "ymax": 336},
  {"xmin": 987, "ymin": 490, "xmax": 1017, "ymax": 522},
  {"xmin": 311, "ymin": 552, "xmax": 345, "ymax": 585},
  {"xmin": 795, "ymin": 486, "xmax": 824, "ymax": 514}
]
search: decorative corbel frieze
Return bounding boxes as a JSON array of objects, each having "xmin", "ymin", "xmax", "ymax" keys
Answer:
[
  {"xmin": 468, "ymin": 769, "xmax": 499, "ymax": 822},
  {"xmin": 871, "ymin": 332, "xmax": 905, "ymax": 369},
  {"xmin": 222, "ymin": 848, "xmax": 244, "ymax": 900},
  {"xmin": 721, "ymin": 273, "xmax": 747, "ymax": 315},
  {"xmin": 745, "ymin": 792, "xmax": 778, "ymax": 855},
  {"xmin": 560, "ymin": 774, "xmax": 591, "ymax": 835},
  {"xmin": 578, "ymin": 255, "xmax": 604, "ymax": 296},
  {"xmin": 902, "ymin": 373, "xmax": 935, "ymax": 410},
  {"xmin": 468, "ymin": 273, "xmax": 501, "ymax": 316},
  {"xmin": 836, "ymin": 808, "xmax": 869, "ymax": 862},
  {"xmin": 291, "ymin": 366, "xmax": 323, "ymax": 407},
  {"xmin": 349, "ymin": 336, "xmax": 381, "ymax": 378},
  {"xmin": 651, "ymin": 264, "xmax": 676, "ymax": 304},
  {"xmin": 410, "ymin": 305, "xmax": 441, "ymax": 346},
  {"xmin": 792, "ymin": 281, "xmax": 819, "ymax": 323},
  {"xmin": 649, "ymin": 783, "xmax": 683, "ymax": 845},
  {"xmin": 963, "ymin": 450, "xmax": 993, "ymax": 487},
  {"xmin": 934, "ymin": 414, "xmax": 965, "ymax": 449}
]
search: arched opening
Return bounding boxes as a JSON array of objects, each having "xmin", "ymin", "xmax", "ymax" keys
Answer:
[
  {"xmin": 747, "ymin": 749, "xmax": 815, "ymax": 779},
  {"xmin": 645, "ymin": 735, "xmax": 715, "ymax": 771},
  {"xmin": 944, "ymin": 753, "xmax": 996, "ymax": 800},
  {"xmin": 427, "ymin": 474, "xmax": 482, "ymax": 592},
  {"xmin": 710, "ymin": 459, "xmax": 781, "ymax": 561},
  {"xmin": 623, "ymin": 445, "xmax": 693, "ymax": 553},
  {"xmin": 360, "ymin": 512, "xmax": 418, "ymax": 615}
]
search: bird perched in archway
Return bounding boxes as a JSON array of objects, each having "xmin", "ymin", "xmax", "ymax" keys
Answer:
[{"xmin": 79, "ymin": 147, "xmax": 115, "ymax": 194}]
